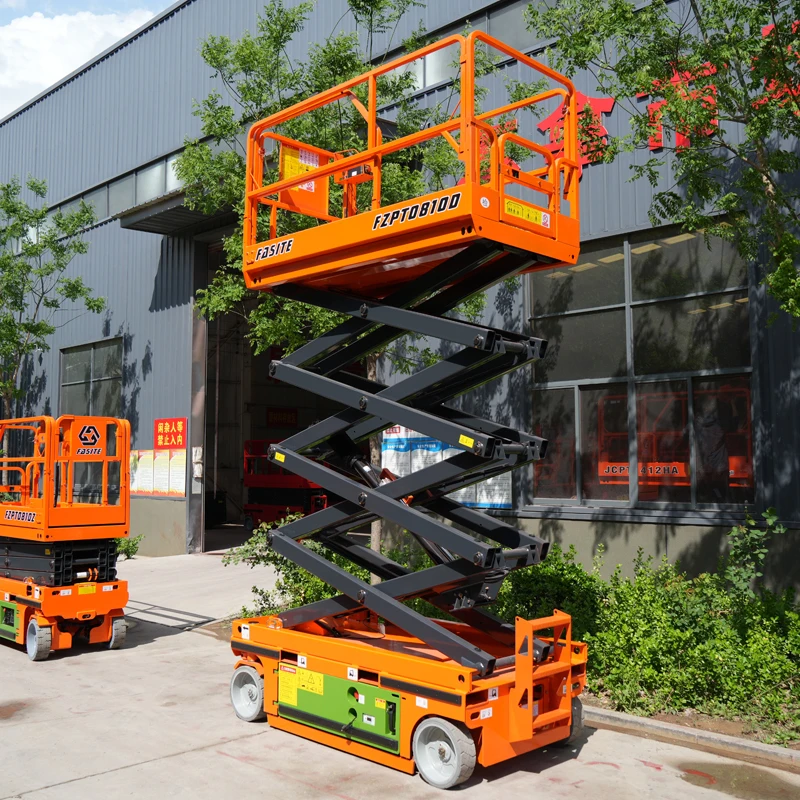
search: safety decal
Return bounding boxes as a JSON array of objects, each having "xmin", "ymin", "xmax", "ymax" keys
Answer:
[
  {"xmin": 371, "ymin": 191, "xmax": 462, "ymax": 231},
  {"xmin": 504, "ymin": 199, "xmax": 551, "ymax": 229}
]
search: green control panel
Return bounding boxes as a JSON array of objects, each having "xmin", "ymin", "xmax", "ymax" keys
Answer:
[
  {"xmin": 0, "ymin": 598, "xmax": 19, "ymax": 641},
  {"xmin": 277, "ymin": 662, "xmax": 401, "ymax": 752}
]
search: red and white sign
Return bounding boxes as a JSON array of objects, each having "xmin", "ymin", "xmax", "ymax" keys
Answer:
[{"xmin": 154, "ymin": 417, "xmax": 187, "ymax": 449}]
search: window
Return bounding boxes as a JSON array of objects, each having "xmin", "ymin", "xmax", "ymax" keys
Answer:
[
  {"xmin": 530, "ymin": 226, "xmax": 754, "ymax": 511},
  {"xmin": 532, "ymin": 388, "xmax": 576, "ymax": 499},
  {"xmin": 60, "ymin": 339, "xmax": 122, "ymax": 417},
  {"xmin": 632, "ymin": 290, "xmax": 750, "ymax": 374},
  {"xmin": 488, "ymin": 2, "xmax": 534, "ymax": 54}
]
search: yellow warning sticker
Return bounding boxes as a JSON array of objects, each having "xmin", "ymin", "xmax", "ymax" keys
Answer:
[
  {"xmin": 458, "ymin": 434, "xmax": 475, "ymax": 448},
  {"xmin": 279, "ymin": 664, "xmax": 298, "ymax": 705},
  {"xmin": 504, "ymin": 199, "xmax": 551, "ymax": 229},
  {"xmin": 77, "ymin": 584, "xmax": 96, "ymax": 595},
  {"xmin": 297, "ymin": 668, "xmax": 324, "ymax": 695},
  {"xmin": 280, "ymin": 146, "xmax": 319, "ymax": 193},
  {"xmin": 274, "ymin": 452, "xmax": 286, "ymax": 463},
  {"xmin": 375, "ymin": 698, "xmax": 386, "ymax": 709}
]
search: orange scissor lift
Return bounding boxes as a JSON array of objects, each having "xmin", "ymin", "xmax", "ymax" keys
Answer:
[
  {"xmin": 0, "ymin": 415, "xmax": 130, "ymax": 660},
  {"xmin": 229, "ymin": 32, "xmax": 587, "ymax": 788}
]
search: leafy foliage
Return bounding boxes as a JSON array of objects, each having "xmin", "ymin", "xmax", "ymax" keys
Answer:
[
  {"xmin": 116, "ymin": 534, "xmax": 145, "ymax": 560},
  {"xmin": 525, "ymin": 0, "xmax": 800, "ymax": 320},
  {"xmin": 228, "ymin": 508, "xmax": 799, "ymax": 742},
  {"xmin": 176, "ymin": 0, "xmax": 434, "ymax": 357},
  {"xmin": 0, "ymin": 177, "xmax": 103, "ymax": 418}
]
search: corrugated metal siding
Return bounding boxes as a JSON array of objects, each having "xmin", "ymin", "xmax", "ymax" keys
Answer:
[{"xmin": 16, "ymin": 222, "xmax": 193, "ymax": 450}]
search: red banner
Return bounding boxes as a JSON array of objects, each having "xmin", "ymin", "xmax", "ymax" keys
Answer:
[{"xmin": 154, "ymin": 417, "xmax": 187, "ymax": 449}]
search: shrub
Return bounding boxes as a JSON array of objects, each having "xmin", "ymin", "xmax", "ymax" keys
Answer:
[{"xmin": 116, "ymin": 534, "xmax": 144, "ymax": 560}]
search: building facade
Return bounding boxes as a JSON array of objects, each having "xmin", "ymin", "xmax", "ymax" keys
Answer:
[{"xmin": 1, "ymin": 0, "xmax": 797, "ymax": 587}]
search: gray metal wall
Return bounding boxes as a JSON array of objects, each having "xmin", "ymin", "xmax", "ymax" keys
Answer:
[
  {"xmin": 1, "ymin": 0, "xmax": 798, "ymax": 535},
  {"xmin": 16, "ymin": 221, "xmax": 194, "ymax": 451}
]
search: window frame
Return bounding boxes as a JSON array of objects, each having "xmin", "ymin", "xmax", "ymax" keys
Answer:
[
  {"xmin": 526, "ymin": 227, "xmax": 754, "ymax": 517},
  {"xmin": 59, "ymin": 338, "xmax": 123, "ymax": 418}
]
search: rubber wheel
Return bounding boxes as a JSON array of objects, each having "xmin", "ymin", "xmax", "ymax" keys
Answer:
[
  {"xmin": 108, "ymin": 617, "xmax": 127, "ymax": 650},
  {"xmin": 244, "ymin": 516, "xmax": 255, "ymax": 533},
  {"xmin": 26, "ymin": 619, "xmax": 52, "ymax": 662},
  {"xmin": 413, "ymin": 717, "xmax": 476, "ymax": 789},
  {"xmin": 230, "ymin": 665, "xmax": 266, "ymax": 722},
  {"xmin": 555, "ymin": 697, "xmax": 585, "ymax": 747}
]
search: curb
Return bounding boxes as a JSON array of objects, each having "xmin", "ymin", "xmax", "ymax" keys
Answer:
[{"xmin": 584, "ymin": 706, "xmax": 800, "ymax": 775}]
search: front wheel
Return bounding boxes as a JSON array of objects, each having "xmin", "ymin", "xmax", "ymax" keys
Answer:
[
  {"xmin": 26, "ymin": 619, "xmax": 52, "ymax": 662},
  {"xmin": 230, "ymin": 665, "xmax": 266, "ymax": 722},
  {"xmin": 108, "ymin": 617, "xmax": 127, "ymax": 650},
  {"xmin": 413, "ymin": 717, "xmax": 476, "ymax": 789}
]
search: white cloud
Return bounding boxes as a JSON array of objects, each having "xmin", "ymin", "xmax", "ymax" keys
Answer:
[
  {"xmin": 0, "ymin": 9, "xmax": 155, "ymax": 118},
  {"xmin": 0, "ymin": 1, "xmax": 28, "ymax": 9}
]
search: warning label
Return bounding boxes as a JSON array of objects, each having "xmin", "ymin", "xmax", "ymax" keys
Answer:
[
  {"xmin": 504, "ymin": 199, "xmax": 551, "ymax": 229},
  {"xmin": 281, "ymin": 146, "xmax": 319, "ymax": 192},
  {"xmin": 278, "ymin": 664, "xmax": 324, "ymax": 706}
]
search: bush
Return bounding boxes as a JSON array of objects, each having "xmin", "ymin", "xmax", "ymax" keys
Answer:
[
  {"xmin": 225, "ymin": 509, "xmax": 799, "ymax": 743},
  {"xmin": 116, "ymin": 534, "xmax": 144, "ymax": 560}
]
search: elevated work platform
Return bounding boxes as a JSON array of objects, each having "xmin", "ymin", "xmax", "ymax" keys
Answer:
[
  {"xmin": 231, "ymin": 32, "xmax": 586, "ymax": 787},
  {"xmin": 0, "ymin": 415, "xmax": 130, "ymax": 660},
  {"xmin": 0, "ymin": 415, "xmax": 130, "ymax": 543},
  {"xmin": 243, "ymin": 31, "xmax": 580, "ymax": 297}
]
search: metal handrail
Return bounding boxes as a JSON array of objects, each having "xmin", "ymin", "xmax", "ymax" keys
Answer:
[{"xmin": 244, "ymin": 30, "xmax": 579, "ymax": 248}]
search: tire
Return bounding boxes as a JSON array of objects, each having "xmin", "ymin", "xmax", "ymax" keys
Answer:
[
  {"xmin": 230, "ymin": 665, "xmax": 266, "ymax": 722},
  {"xmin": 108, "ymin": 617, "xmax": 127, "ymax": 650},
  {"xmin": 26, "ymin": 619, "xmax": 52, "ymax": 662},
  {"xmin": 413, "ymin": 717, "xmax": 476, "ymax": 789},
  {"xmin": 555, "ymin": 697, "xmax": 585, "ymax": 747},
  {"xmin": 244, "ymin": 516, "xmax": 255, "ymax": 533}
]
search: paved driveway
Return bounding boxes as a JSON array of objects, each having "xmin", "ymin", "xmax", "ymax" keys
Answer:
[{"xmin": 2, "ymin": 554, "xmax": 798, "ymax": 799}]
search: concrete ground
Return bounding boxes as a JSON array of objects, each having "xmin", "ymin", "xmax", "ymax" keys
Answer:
[{"xmin": 2, "ymin": 554, "xmax": 800, "ymax": 800}]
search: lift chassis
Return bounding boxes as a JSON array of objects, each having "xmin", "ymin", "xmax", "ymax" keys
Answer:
[
  {"xmin": 230, "ymin": 32, "xmax": 587, "ymax": 788},
  {"xmin": 0, "ymin": 415, "xmax": 130, "ymax": 660}
]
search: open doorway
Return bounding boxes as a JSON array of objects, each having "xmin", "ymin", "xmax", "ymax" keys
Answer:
[{"xmin": 201, "ymin": 245, "xmax": 344, "ymax": 552}]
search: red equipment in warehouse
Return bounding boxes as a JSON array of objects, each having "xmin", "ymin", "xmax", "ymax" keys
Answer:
[{"xmin": 242, "ymin": 439, "xmax": 328, "ymax": 531}]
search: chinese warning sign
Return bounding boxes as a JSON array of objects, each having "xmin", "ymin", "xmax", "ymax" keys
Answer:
[{"xmin": 154, "ymin": 418, "xmax": 186, "ymax": 449}]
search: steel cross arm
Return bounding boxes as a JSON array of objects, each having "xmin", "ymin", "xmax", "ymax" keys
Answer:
[
  {"xmin": 273, "ymin": 450, "xmax": 512, "ymax": 542},
  {"xmin": 279, "ymin": 345, "xmax": 533, "ymax": 456},
  {"xmin": 270, "ymin": 447, "xmax": 500, "ymax": 567},
  {"xmin": 277, "ymin": 550, "xmax": 491, "ymax": 624},
  {"xmin": 278, "ymin": 544, "xmax": 516, "ymax": 647},
  {"xmin": 272, "ymin": 361, "xmax": 495, "ymax": 458},
  {"xmin": 271, "ymin": 534, "xmax": 497, "ymax": 674},
  {"xmin": 277, "ymin": 453, "xmax": 547, "ymax": 558},
  {"xmin": 282, "ymin": 242, "xmax": 503, "ymax": 370},
  {"xmin": 307, "ymin": 250, "xmax": 537, "ymax": 377},
  {"xmin": 276, "ymin": 283, "xmax": 508, "ymax": 353},
  {"xmin": 427, "ymin": 498, "xmax": 548, "ymax": 556}
]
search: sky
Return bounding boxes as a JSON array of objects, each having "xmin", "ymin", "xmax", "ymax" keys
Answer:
[{"xmin": 0, "ymin": 1, "xmax": 176, "ymax": 119}]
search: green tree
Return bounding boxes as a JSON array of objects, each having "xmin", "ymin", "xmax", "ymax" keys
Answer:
[
  {"xmin": 176, "ymin": 0, "xmax": 433, "ymax": 567},
  {"xmin": 525, "ymin": 0, "xmax": 800, "ymax": 319},
  {"xmin": 0, "ymin": 177, "xmax": 104, "ymax": 421}
]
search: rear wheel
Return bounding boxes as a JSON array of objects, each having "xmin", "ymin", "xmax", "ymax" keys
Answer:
[
  {"xmin": 108, "ymin": 617, "xmax": 127, "ymax": 650},
  {"xmin": 26, "ymin": 619, "xmax": 52, "ymax": 662},
  {"xmin": 230, "ymin": 665, "xmax": 266, "ymax": 722},
  {"xmin": 413, "ymin": 717, "xmax": 476, "ymax": 789},
  {"xmin": 555, "ymin": 697, "xmax": 585, "ymax": 747}
]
